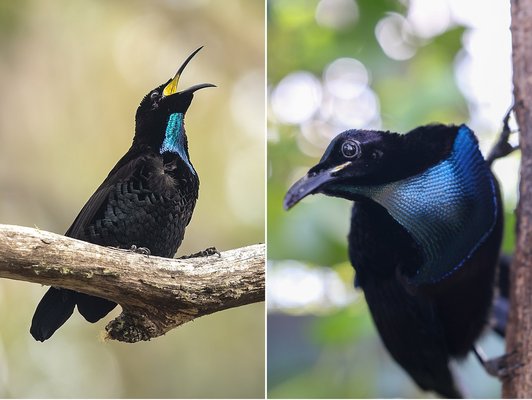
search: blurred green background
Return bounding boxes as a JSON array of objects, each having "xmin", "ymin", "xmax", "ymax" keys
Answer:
[
  {"xmin": 0, "ymin": 0, "xmax": 264, "ymax": 398},
  {"xmin": 268, "ymin": 0, "xmax": 516, "ymax": 398}
]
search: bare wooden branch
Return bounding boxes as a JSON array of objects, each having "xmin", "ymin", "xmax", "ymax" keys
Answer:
[
  {"xmin": 504, "ymin": 0, "xmax": 532, "ymax": 396},
  {"xmin": 0, "ymin": 224, "xmax": 265, "ymax": 343}
]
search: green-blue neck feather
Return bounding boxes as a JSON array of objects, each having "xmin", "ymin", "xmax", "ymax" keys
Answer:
[{"xmin": 160, "ymin": 112, "xmax": 195, "ymax": 175}]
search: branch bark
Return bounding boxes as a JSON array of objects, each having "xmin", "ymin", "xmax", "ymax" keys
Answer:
[
  {"xmin": 0, "ymin": 224, "xmax": 265, "ymax": 343},
  {"xmin": 503, "ymin": 0, "xmax": 532, "ymax": 396}
]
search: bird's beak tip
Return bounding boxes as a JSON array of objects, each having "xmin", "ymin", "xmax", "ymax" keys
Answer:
[{"xmin": 282, "ymin": 197, "xmax": 294, "ymax": 211}]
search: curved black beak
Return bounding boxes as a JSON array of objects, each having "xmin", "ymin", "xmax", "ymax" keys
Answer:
[
  {"xmin": 283, "ymin": 161, "xmax": 352, "ymax": 210},
  {"xmin": 163, "ymin": 46, "xmax": 216, "ymax": 97},
  {"xmin": 178, "ymin": 83, "xmax": 217, "ymax": 95}
]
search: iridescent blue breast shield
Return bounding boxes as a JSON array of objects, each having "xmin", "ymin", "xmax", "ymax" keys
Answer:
[{"xmin": 343, "ymin": 125, "xmax": 498, "ymax": 285}]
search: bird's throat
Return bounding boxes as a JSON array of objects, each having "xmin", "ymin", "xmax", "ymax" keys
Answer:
[{"xmin": 160, "ymin": 112, "xmax": 195, "ymax": 175}]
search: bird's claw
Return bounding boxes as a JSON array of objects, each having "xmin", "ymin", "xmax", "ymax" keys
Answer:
[
  {"xmin": 476, "ymin": 347, "xmax": 522, "ymax": 379},
  {"xmin": 487, "ymin": 108, "xmax": 519, "ymax": 166},
  {"xmin": 179, "ymin": 246, "xmax": 221, "ymax": 259},
  {"xmin": 128, "ymin": 245, "xmax": 151, "ymax": 256},
  {"xmin": 485, "ymin": 353, "xmax": 523, "ymax": 379}
]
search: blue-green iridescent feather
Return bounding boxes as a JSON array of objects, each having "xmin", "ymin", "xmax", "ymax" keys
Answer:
[{"xmin": 160, "ymin": 112, "xmax": 195, "ymax": 174}]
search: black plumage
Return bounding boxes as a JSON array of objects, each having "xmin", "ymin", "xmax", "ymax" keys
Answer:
[
  {"xmin": 284, "ymin": 124, "xmax": 503, "ymax": 398},
  {"xmin": 492, "ymin": 254, "xmax": 511, "ymax": 337},
  {"xmin": 30, "ymin": 47, "xmax": 214, "ymax": 342}
]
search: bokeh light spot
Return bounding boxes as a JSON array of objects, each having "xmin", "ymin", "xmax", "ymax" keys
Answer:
[
  {"xmin": 315, "ymin": 0, "xmax": 359, "ymax": 29},
  {"xmin": 375, "ymin": 13, "xmax": 417, "ymax": 61},
  {"xmin": 268, "ymin": 260, "xmax": 357, "ymax": 313},
  {"xmin": 324, "ymin": 57, "xmax": 369, "ymax": 99},
  {"xmin": 271, "ymin": 71, "xmax": 322, "ymax": 124},
  {"xmin": 406, "ymin": 0, "xmax": 452, "ymax": 39}
]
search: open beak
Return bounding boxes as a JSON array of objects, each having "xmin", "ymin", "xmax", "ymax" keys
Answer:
[
  {"xmin": 163, "ymin": 46, "xmax": 216, "ymax": 97},
  {"xmin": 283, "ymin": 161, "xmax": 352, "ymax": 210}
]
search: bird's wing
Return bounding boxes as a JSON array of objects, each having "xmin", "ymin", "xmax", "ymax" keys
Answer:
[{"xmin": 65, "ymin": 146, "xmax": 155, "ymax": 239}]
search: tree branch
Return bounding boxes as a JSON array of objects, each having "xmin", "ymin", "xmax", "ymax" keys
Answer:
[
  {"xmin": 503, "ymin": 0, "xmax": 532, "ymax": 396},
  {"xmin": 0, "ymin": 224, "xmax": 265, "ymax": 343}
]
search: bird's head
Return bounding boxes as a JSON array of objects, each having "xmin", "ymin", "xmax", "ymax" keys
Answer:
[
  {"xmin": 133, "ymin": 46, "xmax": 215, "ymax": 156},
  {"xmin": 284, "ymin": 125, "xmax": 457, "ymax": 210}
]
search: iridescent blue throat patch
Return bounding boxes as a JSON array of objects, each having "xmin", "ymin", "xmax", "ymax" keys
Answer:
[
  {"xmin": 340, "ymin": 125, "xmax": 498, "ymax": 285},
  {"xmin": 160, "ymin": 112, "xmax": 195, "ymax": 175}
]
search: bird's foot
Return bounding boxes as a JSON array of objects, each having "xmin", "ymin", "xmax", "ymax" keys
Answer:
[
  {"xmin": 128, "ymin": 245, "xmax": 151, "ymax": 256},
  {"xmin": 179, "ymin": 247, "xmax": 220, "ymax": 259},
  {"xmin": 474, "ymin": 346, "xmax": 523, "ymax": 379},
  {"xmin": 483, "ymin": 352, "xmax": 522, "ymax": 379},
  {"xmin": 109, "ymin": 245, "xmax": 151, "ymax": 256},
  {"xmin": 487, "ymin": 108, "xmax": 519, "ymax": 166}
]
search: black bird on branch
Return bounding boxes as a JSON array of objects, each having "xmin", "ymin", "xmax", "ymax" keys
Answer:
[
  {"xmin": 284, "ymin": 123, "xmax": 513, "ymax": 398},
  {"xmin": 30, "ymin": 47, "xmax": 215, "ymax": 342}
]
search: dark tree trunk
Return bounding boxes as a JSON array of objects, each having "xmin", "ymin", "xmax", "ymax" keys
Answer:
[{"xmin": 503, "ymin": 0, "xmax": 532, "ymax": 396}]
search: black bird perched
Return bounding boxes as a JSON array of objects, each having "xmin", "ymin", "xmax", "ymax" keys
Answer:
[
  {"xmin": 284, "ymin": 124, "xmax": 503, "ymax": 398},
  {"xmin": 30, "ymin": 47, "xmax": 215, "ymax": 342}
]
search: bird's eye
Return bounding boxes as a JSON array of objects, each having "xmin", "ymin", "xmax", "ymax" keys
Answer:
[
  {"xmin": 150, "ymin": 91, "xmax": 159, "ymax": 100},
  {"xmin": 341, "ymin": 140, "xmax": 361, "ymax": 159}
]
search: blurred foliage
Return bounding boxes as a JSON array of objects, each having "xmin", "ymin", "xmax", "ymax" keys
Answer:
[
  {"xmin": 268, "ymin": 0, "xmax": 403, "ymax": 83},
  {"xmin": 0, "ymin": 0, "xmax": 264, "ymax": 398},
  {"xmin": 268, "ymin": 0, "xmax": 510, "ymax": 398}
]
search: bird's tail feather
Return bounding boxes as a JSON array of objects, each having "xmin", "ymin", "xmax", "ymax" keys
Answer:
[
  {"xmin": 30, "ymin": 287, "xmax": 76, "ymax": 342},
  {"xmin": 30, "ymin": 288, "xmax": 117, "ymax": 342},
  {"xmin": 76, "ymin": 292, "xmax": 116, "ymax": 323}
]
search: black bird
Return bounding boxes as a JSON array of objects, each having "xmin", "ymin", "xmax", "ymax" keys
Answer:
[
  {"xmin": 284, "ymin": 124, "xmax": 503, "ymax": 398},
  {"xmin": 30, "ymin": 47, "xmax": 215, "ymax": 342}
]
